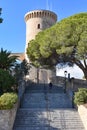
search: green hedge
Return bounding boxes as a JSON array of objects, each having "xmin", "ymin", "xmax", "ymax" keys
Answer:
[
  {"xmin": 74, "ymin": 88, "xmax": 87, "ymax": 105},
  {"xmin": 0, "ymin": 93, "xmax": 18, "ymax": 110},
  {"xmin": 0, "ymin": 69, "xmax": 17, "ymax": 94}
]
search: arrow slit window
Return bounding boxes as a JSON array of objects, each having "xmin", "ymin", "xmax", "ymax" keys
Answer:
[{"xmin": 37, "ymin": 24, "xmax": 40, "ymax": 29}]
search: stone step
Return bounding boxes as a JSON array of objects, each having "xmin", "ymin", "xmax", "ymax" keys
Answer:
[
  {"xmin": 25, "ymin": 85, "xmax": 64, "ymax": 93},
  {"xmin": 13, "ymin": 108, "xmax": 48, "ymax": 128},
  {"xmin": 13, "ymin": 108, "xmax": 85, "ymax": 130},
  {"xmin": 13, "ymin": 126, "xmax": 50, "ymax": 130},
  {"xmin": 13, "ymin": 127, "xmax": 84, "ymax": 130},
  {"xmin": 21, "ymin": 93, "xmax": 72, "ymax": 108}
]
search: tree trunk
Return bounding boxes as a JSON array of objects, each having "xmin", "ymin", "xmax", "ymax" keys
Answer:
[{"xmin": 84, "ymin": 71, "xmax": 87, "ymax": 80}]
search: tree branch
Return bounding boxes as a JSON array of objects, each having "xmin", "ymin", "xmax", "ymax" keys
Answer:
[
  {"xmin": 72, "ymin": 58, "xmax": 85, "ymax": 71},
  {"xmin": 84, "ymin": 59, "xmax": 87, "ymax": 68}
]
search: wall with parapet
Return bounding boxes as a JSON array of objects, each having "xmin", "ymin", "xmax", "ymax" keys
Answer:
[{"xmin": 51, "ymin": 76, "xmax": 87, "ymax": 91}]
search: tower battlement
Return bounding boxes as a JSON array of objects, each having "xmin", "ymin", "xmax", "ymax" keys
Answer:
[{"xmin": 24, "ymin": 10, "xmax": 57, "ymax": 22}]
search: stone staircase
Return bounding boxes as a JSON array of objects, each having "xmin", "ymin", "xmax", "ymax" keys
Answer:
[{"xmin": 13, "ymin": 84, "xmax": 85, "ymax": 130}]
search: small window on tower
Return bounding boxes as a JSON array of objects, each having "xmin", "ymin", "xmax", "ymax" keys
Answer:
[{"xmin": 37, "ymin": 24, "xmax": 40, "ymax": 29}]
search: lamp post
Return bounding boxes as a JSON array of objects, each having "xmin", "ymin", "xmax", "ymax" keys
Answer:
[
  {"xmin": 71, "ymin": 77, "xmax": 74, "ymax": 108},
  {"xmin": 64, "ymin": 70, "xmax": 67, "ymax": 93},
  {"xmin": 37, "ymin": 67, "xmax": 39, "ymax": 84}
]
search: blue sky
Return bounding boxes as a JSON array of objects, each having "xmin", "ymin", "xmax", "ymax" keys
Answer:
[{"xmin": 0, "ymin": 0, "xmax": 87, "ymax": 53}]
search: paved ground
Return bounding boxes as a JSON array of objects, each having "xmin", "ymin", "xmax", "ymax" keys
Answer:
[{"xmin": 13, "ymin": 84, "xmax": 85, "ymax": 130}]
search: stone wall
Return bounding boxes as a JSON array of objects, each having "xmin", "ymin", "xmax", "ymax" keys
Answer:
[
  {"xmin": 50, "ymin": 76, "xmax": 65, "ymax": 87},
  {"xmin": 51, "ymin": 76, "xmax": 87, "ymax": 91},
  {"xmin": 78, "ymin": 104, "xmax": 87, "ymax": 130},
  {"xmin": 0, "ymin": 102, "xmax": 18, "ymax": 130},
  {"xmin": 66, "ymin": 78, "xmax": 87, "ymax": 92}
]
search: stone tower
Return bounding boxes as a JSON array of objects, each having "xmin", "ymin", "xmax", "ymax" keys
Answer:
[{"xmin": 24, "ymin": 9, "xmax": 57, "ymax": 83}]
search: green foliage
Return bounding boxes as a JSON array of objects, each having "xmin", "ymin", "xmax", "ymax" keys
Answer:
[
  {"xmin": 0, "ymin": 69, "xmax": 17, "ymax": 94},
  {"xmin": 27, "ymin": 30, "xmax": 59, "ymax": 68},
  {"xmin": 0, "ymin": 93, "xmax": 18, "ymax": 109},
  {"xmin": 74, "ymin": 88, "xmax": 87, "ymax": 105},
  {"xmin": 27, "ymin": 13, "xmax": 87, "ymax": 78},
  {"xmin": 14, "ymin": 59, "xmax": 31, "ymax": 82},
  {"xmin": 0, "ymin": 48, "xmax": 17, "ymax": 70},
  {"xmin": 52, "ymin": 13, "xmax": 87, "ymax": 59},
  {"xmin": 13, "ymin": 63, "xmax": 22, "ymax": 82},
  {"xmin": 0, "ymin": 8, "xmax": 3, "ymax": 23},
  {"xmin": 21, "ymin": 59, "xmax": 31, "ymax": 75}
]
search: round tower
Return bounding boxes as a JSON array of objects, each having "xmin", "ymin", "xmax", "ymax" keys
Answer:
[
  {"xmin": 24, "ymin": 9, "xmax": 57, "ymax": 83},
  {"xmin": 25, "ymin": 10, "xmax": 57, "ymax": 56}
]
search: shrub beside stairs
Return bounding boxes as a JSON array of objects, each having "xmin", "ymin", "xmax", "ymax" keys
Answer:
[{"xmin": 13, "ymin": 84, "xmax": 85, "ymax": 130}]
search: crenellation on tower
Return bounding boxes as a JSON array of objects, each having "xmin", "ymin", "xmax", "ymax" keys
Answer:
[{"xmin": 24, "ymin": 10, "xmax": 57, "ymax": 22}]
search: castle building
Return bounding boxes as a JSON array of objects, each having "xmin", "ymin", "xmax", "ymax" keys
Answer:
[{"xmin": 24, "ymin": 9, "xmax": 57, "ymax": 83}]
